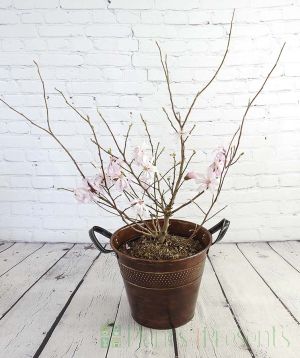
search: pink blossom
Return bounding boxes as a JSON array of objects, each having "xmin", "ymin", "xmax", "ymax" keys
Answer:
[
  {"xmin": 210, "ymin": 146, "xmax": 226, "ymax": 177},
  {"xmin": 131, "ymin": 199, "xmax": 149, "ymax": 217},
  {"xmin": 184, "ymin": 171, "xmax": 199, "ymax": 180},
  {"xmin": 115, "ymin": 173, "xmax": 130, "ymax": 192},
  {"xmin": 132, "ymin": 144, "xmax": 148, "ymax": 166},
  {"xmin": 215, "ymin": 146, "xmax": 226, "ymax": 160},
  {"xmin": 91, "ymin": 173, "xmax": 107, "ymax": 194},
  {"xmin": 74, "ymin": 187, "xmax": 92, "ymax": 203},
  {"xmin": 107, "ymin": 156, "xmax": 122, "ymax": 179},
  {"xmin": 196, "ymin": 168, "xmax": 217, "ymax": 193},
  {"xmin": 209, "ymin": 161, "xmax": 223, "ymax": 178},
  {"xmin": 74, "ymin": 179, "xmax": 93, "ymax": 203},
  {"xmin": 142, "ymin": 159, "xmax": 158, "ymax": 179}
]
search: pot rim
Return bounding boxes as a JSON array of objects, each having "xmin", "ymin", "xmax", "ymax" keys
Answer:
[{"xmin": 110, "ymin": 218, "xmax": 212, "ymax": 264}]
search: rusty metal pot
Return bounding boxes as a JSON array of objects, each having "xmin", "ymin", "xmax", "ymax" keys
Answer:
[{"xmin": 89, "ymin": 218, "xmax": 229, "ymax": 329}]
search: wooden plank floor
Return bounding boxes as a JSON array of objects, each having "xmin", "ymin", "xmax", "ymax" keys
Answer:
[{"xmin": 0, "ymin": 241, "xmax": 299, "ymax": 358}]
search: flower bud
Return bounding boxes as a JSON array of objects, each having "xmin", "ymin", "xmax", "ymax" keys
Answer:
[{"xmin": 184, "ymin": 171, "xmax": 199, "ymax": 180}]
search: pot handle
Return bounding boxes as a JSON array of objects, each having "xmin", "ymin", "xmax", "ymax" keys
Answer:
[
  {"xmin": 89, "ymin": 226, "xmax": 114, "ymax": 253},
  {"xmin": 208, "ymin": 219, "xmax": 230, "ymax": 245}
]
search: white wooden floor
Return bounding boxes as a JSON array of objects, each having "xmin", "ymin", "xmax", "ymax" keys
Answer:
[{"xmin": 0, "ymin": 241, "xmax": 299, "ymax": 358}]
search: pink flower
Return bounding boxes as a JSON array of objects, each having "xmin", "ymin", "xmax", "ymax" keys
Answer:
[
  {"xmin": 107, "ymin": 156, "xmax": 122, "ymax": 179},
  {"xmin": 74, "ymin": 188, "xmax": 92, "ymax": 204},
  {"xmin": 210, "ymin": 146, "xmax": 226, "ymax": 177},
  {"xmin": 196, "ymin": 168, "xmax": 217, "ymax": 193},
  {"xmin": 115, "ymin": 173, "xmax": 130, "ymax": 192},
  {"xmin": 131, "ymin": 199, "xmax": 149, "ymax": 217},
  {"xmin": 209, "ymin": 161, "xmax": 223, "ymax": 178},
  {"xmin": 133, "ymin": 144, "xmax": 148, "ymax": 166},
  {"xmin": 91, "ymin": 173, "xmax": 107, "ymax": 194},
  {"xmin": 215, "ymin": 146, "xmax": 226, "ymax": 160},
  {"xmin": 184, "ymin": 171, "xmax": 199, "ymax": 180},
  {"xmin": 141, "ymin": 158, "xmax": 158, "ymax": 183},
  {"xmin": 74, "ymin": 179, "xmax": 93, "ymax": 203}
]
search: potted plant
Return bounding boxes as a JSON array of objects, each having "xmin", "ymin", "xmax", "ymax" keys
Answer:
[{"xmin": 0, "ymin": 13, "xmax": 284, "ymax": 329}]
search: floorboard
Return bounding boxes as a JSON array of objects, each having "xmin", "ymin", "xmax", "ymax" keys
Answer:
[
  {"xmin": 39, "ymin": 253, "xmax": 124, "ymax": 358},
  {"xmin": 238, "ymin": 242, "xmax": 300, "ymax": 323},
  {"xmin": 0, "ymin": 243, "xmax": 72, "ymax": 319},
  {"xmin": 209, "ymin": 243, "xmax": 300, "ymax": 358},
  {"xmin": 0, "ymin": 244, "xmax": 98, "ymax": 358},
  {"xmin": 0, "ymin": 242, "xmax": 43, "ymax": 276},
  {"xmin": 0, "ymin": 242, "xmax": 14, "ymax": 253},
  {"xmin": 269, "ymin": 241, "xmax": 300, "ymax": 272}
]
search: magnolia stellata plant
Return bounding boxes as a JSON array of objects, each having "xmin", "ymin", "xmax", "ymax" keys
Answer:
[{"xmin": 0, "ymin": 13, "xmax": 285, "ymax": 242}]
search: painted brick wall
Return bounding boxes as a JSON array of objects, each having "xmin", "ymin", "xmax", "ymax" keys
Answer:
[{"xmin": 0, "ymin": 0, "xmax": 299, "ymax": 243}]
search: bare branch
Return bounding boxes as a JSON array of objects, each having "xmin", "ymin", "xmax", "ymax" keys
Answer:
[
  {"xmin": 201, "ymin": 43, "xmax": 285, "ymax": 225},
  {"xmin": 34, "ymin": 61, "xmax": 51, "ymax": 132},
  {"xmin": 140, "ymin": 115, "xmax": 154, "ymax": 155},
  {"xmin": 156, "ymin": 42, "xmax": 180, "ymax": 125},
  {"xmin": 182, "ymin": 10, "xmax": 235, "ymax": 126}
]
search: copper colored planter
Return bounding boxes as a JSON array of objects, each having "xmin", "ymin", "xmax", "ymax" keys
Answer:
[{"xmin": 89, "ymin": 218, "xmax": 229, "ymax": 329}]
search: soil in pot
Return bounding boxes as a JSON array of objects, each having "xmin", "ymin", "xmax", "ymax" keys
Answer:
[{"xmin": 119, "ymin": 234, "xmax": 205, "ymax": 260}]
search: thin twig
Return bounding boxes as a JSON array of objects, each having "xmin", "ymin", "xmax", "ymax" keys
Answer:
[{"xmin": 183, "ymin": 10, "xmax": 235, "ymax": 126}]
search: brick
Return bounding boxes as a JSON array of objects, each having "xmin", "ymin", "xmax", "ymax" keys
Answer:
[
  {"xmin": 85, "ymin": 53, "xmax": 131, "ymax": 66},
  {"xmin": 93, "ymin": 10, "xmax": 116, "ymax": 23},
  {"xmin": 7, "ymin": 122, "xmax": 30, "ymax": 134},
  {"xmin": 43, "ymin": 216, "xmax": 86, "ymax": 229},
  {"xmin": 156, "ymin": 0, "xmax": 199, "ymax": 10},
  {"xmin": 4, "ymin": 149, "xmax": 26, "ymax": 161},
  {"xmin": 119, "ymin": 95, "xmax": 141, "ymax": 108},
  {"xmin": 122, "ymin": 69, "xmax": 147, "ymax": 82},
  {"xmin": 0, "ymin": 24, "xmax": 36, "ymax": 37},
  {"xmin": 39, "ymin": 54, "xmax": 83, "ymax": 66},
  {"xmin": 0, "ymin": 188, "xmax": 37, "ymax": 202},
  {"xmin": 38, "ymin": 25, "xmax": 83, "ymax": 37},
  {"xmin": 132, "ymin": 24, "xmax": 177, "ymax": 38},
  {"xmin": 23, "ymin": 38, "xmax": 47, "ymax": 50},
  {"xmin": 0, "ymin": 10, "xmax": 19, "ymax": 23},
  {"xmin": 44, "ymin": 10, "xmax": 69, "ymax": 24},
  {"xmin": 14, "ymin": 0, "xmax": 59, "ymax": 8},
  {"xmin": 109, "ymin": 0, "xmax": 154, "ymax": 9},
  {"xmin": 0, "ymin": 0, "xmax": 12, "ymax": 8},
  {"xmin": 86, "ymin": 24, "xmax": 131, "ymax": 37},
  {"xmin": 279, "ymin": 174, "xmax": 300, "ymax": 187},
  {"xmin": 165, "ymin": 11, "xmax": 188, "ymax": 24},
  {"xmin": 102, "ymin": 68, "xmax": 122, "ymax": 80},
  {"xmin": 132, "ymin": 53, "xmax": 160, "ymax": 67},
  {"xmin": 116, "ymin": 10, "xmax": 140, "ymax": 23},
  {"xmin": 60, "ymin": 0, "xmax": 105, "ymax": 9},
  {"xmin": 26, "ymin": 150, "xmax": 48, "ymax": 162},
  {"xmin": 68, "ymin": 11, "xmax": 92, "ymax": 24},
  {"xmin": 141, "ymin": 10, "xmax": 164, "ymax": 24},
  {"xmin": 32, "ymin": 176, "xmax": 54, "ymax": 188},
  {"xmin": 10, "ymin": 176, "xmax": 31, "ymax": 188},
  {"xmin": 21, "ymin": 12, "xmax": 43, "ymax": 23},
  {"xmin": 179, "ymin": 25, "xmax": 224, "ymax": 39},
  {"xmin": 2, "ymin": 39, "xmax": 24, "ymax": 51},
  {"xmin": 11, "ymin": 202, "xmax": 33, "ymax": 215}
]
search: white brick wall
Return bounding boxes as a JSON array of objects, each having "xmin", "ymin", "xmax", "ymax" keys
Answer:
[{"xmin": 0, "ymin": 0, "xmax": 300, "ymax": 243}]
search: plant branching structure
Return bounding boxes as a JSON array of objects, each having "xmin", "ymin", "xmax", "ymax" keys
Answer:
[{"xmin": 0, "ymin": 11, "xmax": 285, "ymax": 242}]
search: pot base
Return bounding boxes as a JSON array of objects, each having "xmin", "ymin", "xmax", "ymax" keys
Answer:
[{"xmin": 131, "ymin": 312, "xmax": 195, "ymax": 330}]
